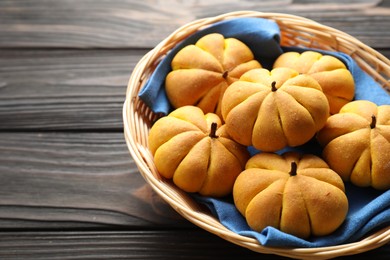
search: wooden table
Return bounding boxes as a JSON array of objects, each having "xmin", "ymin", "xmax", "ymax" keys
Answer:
[{"xmin": 1, "ymin": 1, "xmax": 389, "ymax": 259}]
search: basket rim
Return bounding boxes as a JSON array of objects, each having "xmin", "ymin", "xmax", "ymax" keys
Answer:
[{"xmin": 123, "ymin": 10, "xmax": 390, "ymax": 259}]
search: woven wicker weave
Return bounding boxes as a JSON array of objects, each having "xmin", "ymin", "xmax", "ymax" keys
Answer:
[{"xmin": 123, "ymin": 11, "xmax": 390, "ymax": 259}]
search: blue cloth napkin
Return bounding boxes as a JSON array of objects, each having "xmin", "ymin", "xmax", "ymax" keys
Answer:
[
  {"xmin": 194, "ymin": 184, "xmax": 390, "ymax": 248},
  {"xmin": 138, "ymin": 17, "xmax": 390, "ymax": 248}
]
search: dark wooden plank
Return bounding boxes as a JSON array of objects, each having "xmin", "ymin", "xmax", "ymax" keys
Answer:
[
  {"xmin": 0, "ymin": 49, "xmax": 146, "ymax": 130},
  {"xmin": 0, "ymin": 230, "xmax": 389, "ymax": 260},
  {"xmin": 0, "ymin": 230, "xmax": 282, "ymax": 260},
  {"xmin": 0, "ymin": 0, "xmax": 389, "ymax": 48},
  {"xmin": 1, "ymin": 49, "xmax": 389, "ymax": 131},
  {"xmin": 0, "ymin": 132, "xmax": 189, "ymax": 228}
]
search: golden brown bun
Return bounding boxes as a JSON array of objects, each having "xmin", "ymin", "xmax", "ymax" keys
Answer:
[
  {"xmin": 165, "ymin": 33, "xmax": 261, "ymax": 118},
  {"xmin": 273, "ymin": 51, "xmax": 355, "ymax": 114},
  {"xmin": 221, "ymin": 67, "xmax": 330, "ymax": 152},
  {"xmin": 233, "ymin": 152, "xmax": 348, "ymax": 239},
  {"xmin": 148, "ymin": 105, "xmax": 250, "ymax": 197},
  {"xmin": 317, "ymin": 100, "xmax": 390, "ymax": 190}
]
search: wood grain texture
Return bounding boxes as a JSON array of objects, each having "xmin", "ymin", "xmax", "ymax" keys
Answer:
[
  {"xmin": 0, "ymin": 0, "xmax": 389, "ymax": 48},
  {"xmin": 0, "ymin": 230, "xmax": 284, "ymax": 260},
  {"xmin": 0, "ymin": 132, "xmax": 189, "ymax": 228},
  {"xmin": 0, "ymin": 49, "xmax": 146, "ymax": 130},
  {"xmin": 0, "ymin": 230, "xmax": 389, "ymax": 260}
]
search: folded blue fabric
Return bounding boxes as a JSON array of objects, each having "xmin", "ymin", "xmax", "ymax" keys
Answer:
[
  {"xmin": 138, "ymin": 17, "xmax": 390, "ymax": 248},
  {"xmin": 194, "ymin": 183, "xmax": 390, "ymax": 247}
]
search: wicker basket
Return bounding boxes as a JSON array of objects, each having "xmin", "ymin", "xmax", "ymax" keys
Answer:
[{"xmin": 123, "ymin": 11, "xmax": 390, "ymax": 259}]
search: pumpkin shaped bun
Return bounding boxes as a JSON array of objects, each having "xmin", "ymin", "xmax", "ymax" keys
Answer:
[
  {"xmin": 165, "ymin": 33, "xmax": 262, "ymax": 118},
  {"xmin": 148, "ymin": 105, "xmax": 250, "ymax": 197},
  {"xmin": 233, "ymin": 152, "xmax": 348, "ymax": 239},
  {"xmin": 273, "ymin": 51, "xmax": 355, "ymax": 114},
  {"xmin": 317, "ymin": 100, "xmax": 390, "ymax": 190},
  {"xmin": 221, "ymin": 67, "xmax": 330, "ymax": 152}
]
